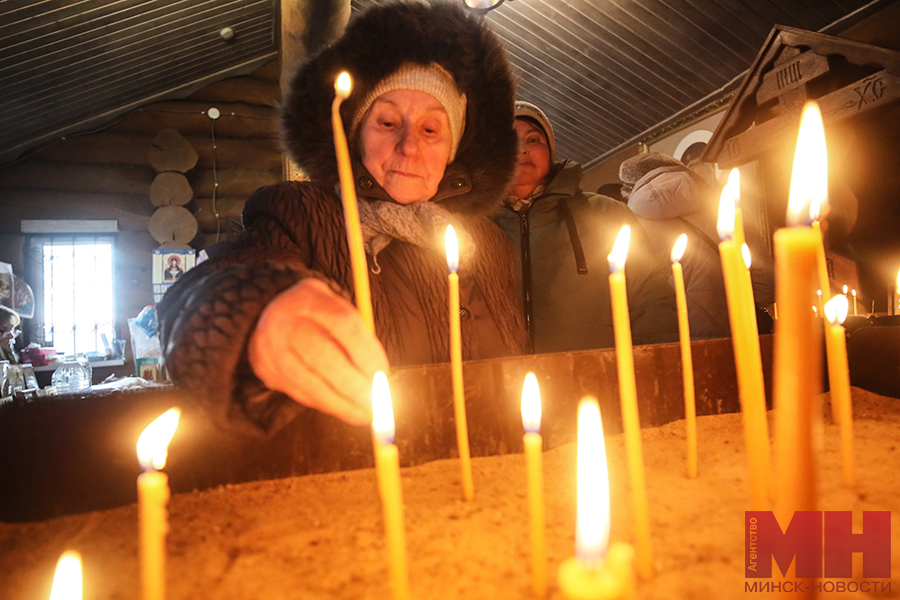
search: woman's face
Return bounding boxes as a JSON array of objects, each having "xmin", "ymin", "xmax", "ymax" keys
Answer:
[
  {"xmin": 511, "ymin": 118, "xmax": 551, "ymax": 195},
  {"xmin": 359, "ymin": 90, "xmax": 453, "ymax": 204}
]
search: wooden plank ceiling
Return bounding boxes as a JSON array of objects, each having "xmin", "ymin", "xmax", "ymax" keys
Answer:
[
  {"xmin": 0, "ymin": 0, "xmax": 892, "ymax": 167},
  {"xmin": 0, "ymin": 0, "xmax": 278, "ymax": 165}
]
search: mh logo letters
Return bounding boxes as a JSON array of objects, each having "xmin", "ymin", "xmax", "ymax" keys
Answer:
[{"xmin": 745, "ymin": 511, "xmax": 891, "ymax": 578}]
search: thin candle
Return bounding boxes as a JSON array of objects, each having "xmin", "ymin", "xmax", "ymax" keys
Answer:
[
  {"xmin": 136, "ymin": 408, "xmax": 180, "ymax": 600},
  {"xmin": 521, "ymin": 372, "xmax": 547, "ymax": 597},
  {"xmin": 446, "ymin": 225, "xmax": 474, "ymax": 500},
  {"xmin": 607, "ymin": 225, "xmax": 652, "ymax": 579},
  {"xmin": 812, "ymin": 194, "xmax": 831, "ymax": 305},
  {"xmin": 558, "ymin": 398, "xmax": 636, "ymax": 599},
  {"xmin": 851, "ymin": 289, "xmax": 857, "ymax": 315},
  {"xmin": 824, "ymin": 296, "xmax": 855, "ymax": 487},
  {"xmin": 49, "ymin": 550, "xmax": 82, "ymax": 600},
  {"xmin": 717, "ymin": 172, "xmax": 771, "ymax": 511},
  {"xmin": 332, "ymin": 72, "xmax": 375, "ymax": 333},
  {"xmin": 774, "ymin": 102, "xmax": 825, "ymax": 566},
  {"xmin": 372, "ymin": 372, "xmax": 410, "ymax": 600},
  {"xmin": 671, "ymin": 234, "xmax": 697, "ymax": 478}
]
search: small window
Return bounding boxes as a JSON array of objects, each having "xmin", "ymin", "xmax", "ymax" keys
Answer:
[{"xmin": 26, "ymin": 234, "xmax": 116, "ymax": 357}]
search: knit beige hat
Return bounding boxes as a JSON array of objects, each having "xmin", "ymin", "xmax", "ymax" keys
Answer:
[{"xmin": 351, "ymin": 62, "xmax": 467, "ymax": 161}]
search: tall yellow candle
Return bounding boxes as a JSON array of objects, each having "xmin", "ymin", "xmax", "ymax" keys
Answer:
[
  {"xmin": 521, "ymin": 372, "xmax": 547, "ymax": 597},
  {"xmin": 717, "ymin": 176, "xmax": 771, "ymax": 511},
  {"xmin": 49, "ymin": 550, "xmax": 82, "ymax": 600},
  {"xmin": 851, "ymin": 289, "xmax": 857, "ymax": 315},
  {"xmin": 558, "ymin": 397, "xmax": 636, "ymax": 600},
  {"xmin": 136, "ymin": 408, "xmax": 180, "ymax": 600},
  {"xmin": 332, "ymin": 72, "xmax": 375, "ymax": 334},
  {"xmin": 372, "ymin": 372, "xmax": 410, "ymax": 600},
  {"xmin": 774, "ymin": 101, "xmax": 825, "ymax": 565},
  {"xmin": 670, "ymin": 234, "xmax": 697, "ymax": 478},
  {"xmin": 607, "ymin": 225, "xmax": 652, "ymax": 579},
  {"xmin": 446, "ymin": 225, "xmax": 474, "ymax": 501},
  {"xmin": 824, "ymin": 296, "xmax": 855, "ymax": 487}
]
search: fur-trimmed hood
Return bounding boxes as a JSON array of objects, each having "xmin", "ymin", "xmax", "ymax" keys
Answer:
[{"xmin": 281, "ymin": 1, "xmax": 518, "ymax": 218}]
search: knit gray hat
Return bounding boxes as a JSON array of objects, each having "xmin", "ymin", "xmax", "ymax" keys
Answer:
[
  {"xmin": 619, "ymin": 152, "xmax": 685, "ymax": 185},
  {"xmin": 514, "ymin": 101, "xmax": 555, "ymax": 164}
]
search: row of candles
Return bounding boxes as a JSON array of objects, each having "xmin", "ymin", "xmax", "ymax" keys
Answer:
[{"xmin": 44, "ymin": 84, "xmax": 858, "ymax": 599}]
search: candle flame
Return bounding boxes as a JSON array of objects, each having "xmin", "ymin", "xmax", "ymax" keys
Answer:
[
  {"xmin": 716, "ymin": 172, "xmax": 737, "ymax": 240},
  {"xmin": 575, "ymin": 397, "xmax": 610, "ymax": 564},
  {"xmin": 788, "ymin": 102, "xmax": 828, "ymax": 226},
  {"xmin": 726, "ymin": 167, "xmax": 741, "ymax": 208},
  {"xmin": 372, "ymin": 371, "xmax": 396, "ymax": 445},
  {"xmin": 670, "ymin": 233, "xmax": 687, "ymax": 263},
  {"xmin": 521, "ymin": 372, "xmax": 541, "ymax": 434},
  {"xmin": 445, "ymin": 225, "xmax": 459, "ymax": 273},
  {"xmin": 741, "ymin": 243, "xmax": 751, "ymax": 269},
  {"xmin": 824, "ymin": 294, "xmax": 849, "ymax": 325},
  {"xmin": 851, "ymin": 289, "xmax": 857, "ymax": 298},
  {"xmin": 896, "ymin": 268, "xmax": 900, "ymax": 293},
  {"xmin": 49, "ymin": 550, "xmax": 82, "ymax": 600},
  {"xmin": 843, "ymin": 284, "xmax": 848, "ymax": 295},
  {"xmin": 608, "ymin": 225, "xmax": 631, "ymax": 272},
  {"xmin": 136, "ymin": 408, "xmax": 180, "ymax": 470},
  {"xmin": 817, "ymin": 289, "xmax": 822, "ymax": 298},
  {"xmin": 334, "ymin": 72, "xmax": 352, "ymax": 100}
]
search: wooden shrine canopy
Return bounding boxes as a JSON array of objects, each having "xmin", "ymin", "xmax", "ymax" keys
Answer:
[{"xmin": 704, "ymin": 25, "xmax": 900, "ymax": 168}]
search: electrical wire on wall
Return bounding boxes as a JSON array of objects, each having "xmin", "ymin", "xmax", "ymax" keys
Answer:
[{"xmin": 206, "ymin": 107, "xmax": 222, "ymax": 243}]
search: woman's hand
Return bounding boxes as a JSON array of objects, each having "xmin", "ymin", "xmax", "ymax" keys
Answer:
[{"xmin": 248, "ymin": 278, "xmax": 389, "ymax": 425}]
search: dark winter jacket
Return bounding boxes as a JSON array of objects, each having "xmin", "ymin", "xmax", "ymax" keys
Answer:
[
  {"xmin": 158, "ymin": 1, "xmax": 527, "ymax": 436},
  {"xmin": 492, "ymin": 160, "xmax": 678, "ymax": 354},
  {"xmin": 626, "ymin": 164, "xmax": 775, "ymax": 339}
]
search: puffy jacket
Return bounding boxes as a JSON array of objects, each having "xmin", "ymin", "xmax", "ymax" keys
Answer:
[
  {"xmin": 493, "ymin": 160, "xmax": 678, "ymax": 353},
  {"xmin": 626, "ymin": 164, "xmax": 775, "ymax": 339}
]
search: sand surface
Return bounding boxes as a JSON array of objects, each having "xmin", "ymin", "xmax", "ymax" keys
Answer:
[{"xmin": 1, "ymin": 387, "xmax": 898, "ymax": 599}]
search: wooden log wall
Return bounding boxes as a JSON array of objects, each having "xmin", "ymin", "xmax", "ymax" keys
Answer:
[{"xmin": 0, "ymin": 60, "xmax": 284, "ymax": 370}]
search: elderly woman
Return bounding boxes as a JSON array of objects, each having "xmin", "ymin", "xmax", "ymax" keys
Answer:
[{"xmin": 158, "ymin": 1, "xmax": 526, "ymax": 436}]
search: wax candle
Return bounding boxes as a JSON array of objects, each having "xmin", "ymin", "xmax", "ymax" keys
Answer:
[
  {"xmin": 824, "ymin": 296, "xmax": 854, "ymax": 487},
  {"xmin": 521, "ymin": 372, "xmax": 547, "ymax": 597},
  {"xmin": 812, "ymin": 201, "xmax": 831, "ymax": 304},
  {"xmin": 136, "ymin": 408, "xmax": 180, "ymax": 600},
  {"xmin": 332, "ymin": 72, "xmax": 375, "ymax": 333},
  {"xmin": 851, "ymin": 289, "xmax": 857, "ymax": 315},
  {"xmin": 607, "ymin": 225, "xmax": 652, "ymax": 579},
  {"xmin": 717, "ymin": 174, "xmax": 771, "ymax": 511},
  {"xmin": 49, "ymin": 550, "xmax": 82, "ymax": 600},
  {"xmin": 446, "ymin": 225, "xmax": 474, "ymax": 501},
  {"xmin": 670, "ymin": 234, "xmax": 697, "ymax": 478},
  {"xmin": 774, "ymin": 100, "xmax": 825, "ymax": 541},
  {"xmin": 371, "ymin": 372, "xmax": 410, "ymax": 600},
  {"xmin": 558, "ymin": 398, "xmax": 636, "ymax": 600}
]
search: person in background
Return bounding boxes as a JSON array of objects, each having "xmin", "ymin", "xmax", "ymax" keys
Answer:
[
  {"xmin": 492, "ymin": 101, "xmax": 678, "ymax": 354},
  {"xmin": 0, "ymin": 305, "xmax": 21, "ymax": 364},
  {"xmin": 620, "ymin": 152, "xmax": 775, "ymax": 339},
  {"xmin": 158, "ymin": 1, "xmax": 526, "ymax": 437}
]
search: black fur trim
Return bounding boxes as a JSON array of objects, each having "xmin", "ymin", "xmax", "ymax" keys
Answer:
[{"xmin": 281, "ymin": 1, "xmax": 517, "ymax": 218}]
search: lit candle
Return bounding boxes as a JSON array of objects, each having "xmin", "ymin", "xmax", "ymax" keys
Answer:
[
  {"xmin": 49, "ymin": 550, "xmax": 82, "ymax": 600},
  {"xmin": 851, "ymin": 289, "xmax": 857, "ymax": 315},
  {"xmin": 446, "ymin": 225, "xmax": 474, "ymax": 501},
  {"xmin": 607, "ymin": 225, "xmax": 652, "ymax": 579},
  {"xmin": 372, "ymin": 372, "xmax": 410, "ymax": 600},
  {"xmin": 670, "ymin": 234, "xmax": 697, "ymax": 478},
  {"xmin": 717, "ymin": 171, "xmax": 771, "ymax": 511},
  {"xmin": 558, "ymin": 398, "xmax": 636, "ymax": 600},
  {"xmin": 136, "ymin": 408, "xmax": 180, "ymax": 600},
  {"xmin": 774, "ymin": 101, "xmax": 825, "ymax": 541},
  {"xmin": 824, "ymin": 296, "xmax": 854, "ymax": 487},
  {"xmin": 817, "ymin": 289, "xmax": 824, "ymax": 316},
  {"xmin": 812, "ymin": 195, "xmax": 831, "ymax": 304},
  {"xmin": 332, "ymin": 72, "xmax": 375, "ymax": 333},
  {"xmin": 521, "ymin": 372, "xmax": 547, "ymax": 597}
]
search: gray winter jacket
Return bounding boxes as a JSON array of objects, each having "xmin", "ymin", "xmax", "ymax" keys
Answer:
[
  {"xmin": 627, "ymin": 165, "xmax": 775, "ymax": 340},
  {"xmin": 493, "ymin": 160, "xmax": 678, "ymax": 353}
]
